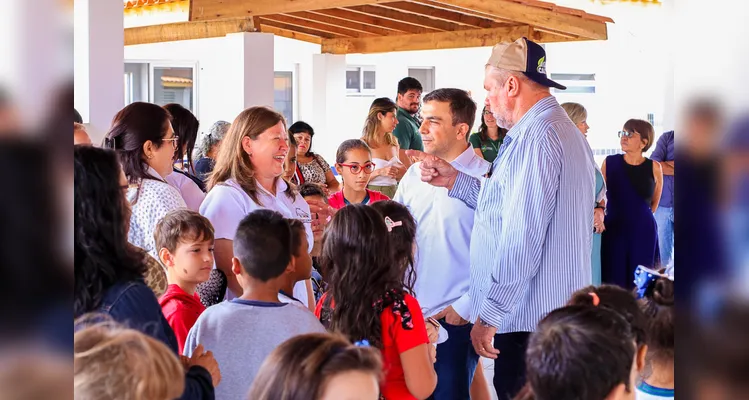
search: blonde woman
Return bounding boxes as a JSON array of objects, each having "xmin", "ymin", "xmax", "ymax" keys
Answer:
[
  {"xmin": 200, "ymin": 107, "xmax": 329, "ymax": 305},
  {"xmin": 561, "ymin": 102, "xmax": 606, "ymax": 285},
  {"xmin": 361, "ymin": 97, "xmax": 406, "ymax": 198},
  {"xmin": 74, "ymin": 321, "xmax": 185, "ymax": 400}
]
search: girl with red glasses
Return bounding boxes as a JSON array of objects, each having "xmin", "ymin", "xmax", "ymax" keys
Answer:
[{"xmin": 329, "ymin": 139, "xmax": 390, "ymax": 210}]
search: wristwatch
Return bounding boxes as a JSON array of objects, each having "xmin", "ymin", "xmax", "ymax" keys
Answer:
[
  {"xmin": 478, "ymin": 317, "xmax": 495, "ymax": 328},
  {"xmin": 595, "ymin": 204, "xmax": 606, "ymax": 211}
]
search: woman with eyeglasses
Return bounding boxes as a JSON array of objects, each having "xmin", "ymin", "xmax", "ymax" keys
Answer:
[
  {"xmin": 561, "ymin": 102, "xmax": 606, "ymax": 285},
  {"xmin": 361, "ymin": 97, "xmax": 406, "ymax": 199},
  {"xmin": 104, "ymin": 102, "xmax": 187, "ymax": 261},
  {"xmin": 601, "ymin": 119, "xmax": 663, "ymax": 289},
  {"xmin": 329, "ymin": 139, "xmax": 390, "ymax": 209},
  {"xmin": 469, "ymin": 106, "xmax": 508, "ymax": 163}
]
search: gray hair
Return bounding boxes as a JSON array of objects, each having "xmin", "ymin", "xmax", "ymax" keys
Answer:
[
  {"xmin": 194, "ymin": 120, "xmax": 230, "ymax": 159},
  {"xmin": 485, "ymin": 66, "xmax": 547, "ymax": 93},
  {"xmin": 560, "ymin": 102, "xmax": 588, "ymax": 125}
]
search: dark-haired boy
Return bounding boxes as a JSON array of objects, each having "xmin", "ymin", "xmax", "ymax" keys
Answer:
[{"xmin": 184, "ymin": 209, "xmax": 325, "ymax": 399}]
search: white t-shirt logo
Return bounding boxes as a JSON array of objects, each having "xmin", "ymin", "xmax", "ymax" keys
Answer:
[{"xmin": 295, "ymin": 207, "xmax": 312, "ymax": 223}]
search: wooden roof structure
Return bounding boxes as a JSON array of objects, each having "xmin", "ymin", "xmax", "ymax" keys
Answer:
[{"xmin": 124, "ymin": 0, "xmax": 613, "ymax": 53}]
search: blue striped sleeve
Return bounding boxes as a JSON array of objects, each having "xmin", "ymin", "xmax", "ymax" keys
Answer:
[
  {"xmin": 479, "ymin": 141, "xmax": 560, "ymax": 328},
  {"xmin": 448, "ymin": 171, "xmax": 480, "ymax": 210}
]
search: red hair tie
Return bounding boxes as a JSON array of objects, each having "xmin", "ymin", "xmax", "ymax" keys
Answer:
[{"xmin": 589, "ymin": 292, "xmax": 600, "ymax": 306}]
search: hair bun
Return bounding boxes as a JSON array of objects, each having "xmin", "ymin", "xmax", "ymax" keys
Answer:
[{"xmin": 652, "ymin": 277, "xmax": 674, "ymax": 306}]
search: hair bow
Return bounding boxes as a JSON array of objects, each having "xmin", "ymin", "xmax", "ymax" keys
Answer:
[
  {"xmin": 354, "ymin": 340, "xmax": 370, "ymax": 347},
  {"xmin": 634, "ymin": 265, "xmax": 673, "ymax": 299},
  {"xmin": 384, "ymin": 217, "xmax": 402, "ymax": 232}
]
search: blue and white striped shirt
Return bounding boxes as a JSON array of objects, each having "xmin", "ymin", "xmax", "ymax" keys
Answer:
[{"xmin": 449, "ymin": 96, "xmax": 595, "ymax": 333}]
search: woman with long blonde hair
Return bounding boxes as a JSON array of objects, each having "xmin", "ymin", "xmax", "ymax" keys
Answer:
[
  {"xmin": 361, "ymin": 97, "xmax": 406, "ymax": 198},
  {"xmin": 200, "ymin": 106, "xmax": 325, "ymax": 304}
]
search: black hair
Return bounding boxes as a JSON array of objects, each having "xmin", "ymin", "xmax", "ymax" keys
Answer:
[
  {"xmin": 233, "ymin": 209, "xmax": 292, "ymax": 281},
  {"xmin": 289, "ymin": 121, "xmax": 315, "ymax": 157},
  {"xmin": 519, "ymin": 305, "xmax": 637, "ymax": 400},
  {"xmin": 286, "ymin": 218, "xmax": 307, "ymax": 258},
  {"xmin": 423, "ymin": 88, "xmax": 478, "ymax": 136},
  {"xmin": 74, "ymin": 108, "xmax": 83, "ymax": 124},
  {"xmin": 335, "ymin": 139, "xmax": 371, "ymax": 164},
  {"xmin": 103, "ymin": 102, "xmax": 172, "ymax": 184},
  {"xmin": 298, "ymin": 183, "xmax": 327, "ymax": 201},
  {"xmin": 369, "ymin": 201, "xmax": 417, "ymax": 291},
  {"xmin": 638, "ymin": 276, "xmax": 674, "ymax": 363},
  {"xmin": 74, "ymin": 146, "xmax": 146, "ymax": 317},
  {"xmin": 288, "ymin": 131, "xmax": 297, "ymax": 148},
  {"xmin": 569, "ymin": 284, "xmax": 647, "ymax": 346},
  {"xmin": 163, "ymin": 103, "xmax": 199, "ymax": 172},
  {"xmin": 397, "ymin": 77, "xmax": 423, "ymax": 96}
]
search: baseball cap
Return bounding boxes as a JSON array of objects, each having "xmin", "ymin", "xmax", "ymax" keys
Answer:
[{"xmin": 486, "ymin": 37, "xmax": 566, "ymax": 90}]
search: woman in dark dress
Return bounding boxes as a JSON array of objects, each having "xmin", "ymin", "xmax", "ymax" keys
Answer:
[{"xmin": 601, "ymin": 119, "xmax": 664, "ymax": 288}]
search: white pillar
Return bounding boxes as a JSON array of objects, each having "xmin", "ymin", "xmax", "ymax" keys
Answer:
[
  {"xmin": 224, "ymin": 33, "xmax": 275, "ymax": 119},
  {"xmin": 74, "ymin": 0, "xmax": 124, "ymax": 143},
  {"xmin": 311, "ymin": 53, "xmax": 346, "ymax": 163}
]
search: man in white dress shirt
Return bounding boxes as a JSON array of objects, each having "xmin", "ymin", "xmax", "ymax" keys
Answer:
[{"xmin": 394, "ymin": 88, "xmax": 490, "ymax": 400}]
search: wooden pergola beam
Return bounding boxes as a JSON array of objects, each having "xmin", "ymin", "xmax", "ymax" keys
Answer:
[
  {"xmin": 313, "ymin": 8, "xmax": 438, "ymax": 34},
  {"xmin": 426, "ymin": 0, "xmax": 608, "ymax": 40},
  {"xmin": 288, "ymin": 11, "xmax": 398, "ymax": 36},
  {"xmin": 125, "ymin": 17, "xmax": 259, "ymax": 46},
  {"xmin": 190, "ymin": 0, "xmax": 398, "ymax": 21},
  {"xmin": 408, "ymin": 0, "xmax": 517, "ymax": 25},
  {"xmin": 257, "ymin": 18, "xmax": 341, "ymax": 39},
  {"xmin": 259, "ymin": 25, "xmax": 323, "ymax": 44},
  {"xmin": 380, "ymin": 1, "xmax": 501, "ymax": 29},
  {"xmin": 261, "ymin": 14, "xmax": 372, "ymax": 37},
  {"xmin": 322, "ymin": 25, "xmax": 530, "ymax": 54},
  {"xmin": 345, "ymin": 4, "xmax": 469, "ymax": 31}
]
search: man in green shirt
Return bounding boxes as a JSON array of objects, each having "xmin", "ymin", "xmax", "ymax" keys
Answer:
[{"xmin": 393, "ymin": 77, "xmax": 424, "ymax": 169}]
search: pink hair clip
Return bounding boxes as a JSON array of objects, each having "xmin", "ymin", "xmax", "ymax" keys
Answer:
[
  {"xmin": 385, "ymin": 217, "xmax": 402, "ymax": 232},
  {"xmin": 588, "ymin": 292, "xmax": 600, "ymax": 307}
]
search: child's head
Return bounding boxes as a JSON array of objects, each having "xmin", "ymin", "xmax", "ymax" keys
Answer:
[
  {"xmin": 521, "ymin": 305, "xmax": 639, "ymax": 400},
  {"xmin": 320, "ymin": 204, "xmax": 401, "ymax": 348},
  {"xmin": 637, "ymin": 273, "xmax": 674, "ymax": 366},
  {"xmin": 154, "ymin": 209, "xmax": 215, "ymax": 286},
  {"xmin": 286, "ymin": 218, "xmax": 313, "ymax": 281},
  {"xmin": 233, "ymin": 210, "xmax": 292, "ymax": 284},
  {"xmin": 74, "ymin": 320, "xmax": 184, "ymax": 400},
  {"xmin": 299, "ymin": 183, "xmax": 327, "ymax": 204},
  {"xmin": 569, "ymin": 284, "xmax": 648, "ymax": 346},
  {"xmin": 283, "ymin": 131, "xmax": 297, "ymax": 182},
  {"xmin": 334, "ymin": 139, "xmax": 375, "ymax": 193},
  {"xmin": 369, "ymin": 200, "xmax": 417, "ymax": 290},
  {"xmin": 247, "ymin": 333, "xmax": 383, "ymax": 400}
]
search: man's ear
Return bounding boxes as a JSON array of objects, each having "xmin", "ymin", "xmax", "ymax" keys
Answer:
[
  {"xmin": 158, "ymin": 248, "xmax": 173, "ymax": 267},
  {"xmin": 507, "ymin": 75, "xmax": 521, "ymax": 98},
  {"xmin": 456, "ymin": 123, "xmax": 470, "ymax": 142},
  {"xmin": 604, "ymin": 383, "xmax": 627, "ymax": 400}
]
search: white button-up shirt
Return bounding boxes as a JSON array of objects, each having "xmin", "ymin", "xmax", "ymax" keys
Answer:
[{"xmin": 394, "ymin": 146, "xmax": 490, "ymax": 320}]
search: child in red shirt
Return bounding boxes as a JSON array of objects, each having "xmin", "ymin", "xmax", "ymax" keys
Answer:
[
  {"xmin": 329, "ymin": 139, "xmax": 390, "ymax": 210},
  {"xmin": 155, "ymin": 209, "xmax": 215, "ymax": 352},
  {"xmin": 315, "ymin": 202, "xmax": 437, "ymax": 399}
]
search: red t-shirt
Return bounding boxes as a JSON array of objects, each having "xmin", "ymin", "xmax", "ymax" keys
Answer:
[
  {"xmin": 158, "ymin": 284, "xmax": 206, "ymax": 352},
  {"xmin": 314, "ymin": 292, "xmax": 429, "ymax": 399},
  {"xmin": 328, "ymin": 189, "xmax": 390, "ymax": 210}
]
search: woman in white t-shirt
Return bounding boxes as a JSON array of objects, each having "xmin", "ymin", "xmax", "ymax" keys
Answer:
[
  {"xmin": 200, "ymin": 106, "xmax": 327, "ymax": 305},
  {"xmin": 104, "ymin": 102, "xmax": 186, "ymax": 260}
]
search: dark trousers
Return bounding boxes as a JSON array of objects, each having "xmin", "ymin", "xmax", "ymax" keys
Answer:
[
  {"xmin": 428, "ymin": 320, "xmax": 479, "ymax": 400},
  {"xmin": 493, "ymin": 332, "xmax": 531, "ymax": 400}
]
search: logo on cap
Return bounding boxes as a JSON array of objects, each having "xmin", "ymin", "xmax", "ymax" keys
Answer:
[{"xmin": 537, "ymin": 56, "xmax": 546, "ymax": 74}]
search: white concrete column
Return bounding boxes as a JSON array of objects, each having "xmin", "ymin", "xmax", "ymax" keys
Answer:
[
  {"xmin": 224, "ymin": 33, "xmax": 275, "ymax": 119},
  {"xmin": 311, "ymin": 53, "xmax": 347, "ymax": 163},
  {"xmin": 74, "ymin": 0, "xmax": 124, "ymax": 143}
]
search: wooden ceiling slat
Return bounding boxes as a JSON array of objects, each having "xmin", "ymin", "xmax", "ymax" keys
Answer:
[
  {"xmin": 262, "ymin": 14, "xmax": 371, "ymax": 37},
  {"xmin": 313, "ymin": 8, "xmax": 439, "ymax": 34},
  {"xmin": 408, "ymin": 0, "xmax": 518, "ymax": 25},
  {"xmin": 379, "ymin": 1, "xmax": 501, "ymax": 29},
  {"xmin": 189, "ymin": 0, "xmax": 399, "ymax": 21},
  {"xmin": 257, "ymin": 18, "xmax": 341, "ymax": 39},
  {"xmin": 345, "ymin": 4, "xmax": 469, "ymax": 31},
  {"xmin": 288, "ymin": 11, "xmax": 397, "ymax": 36}
]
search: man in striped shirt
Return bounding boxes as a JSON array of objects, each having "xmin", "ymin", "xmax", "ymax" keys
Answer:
[{"xmin": 408, "ymin": 37, "xmax": 595, "ymax": 400}]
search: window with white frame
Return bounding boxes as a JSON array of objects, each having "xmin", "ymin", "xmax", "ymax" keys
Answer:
[
  {"xmin": 123, "ymin": 62, "xmax": 197, "ymax": 113},
  {"xmin": 274, "ymin": 71, "xmax": 294, "ymax": 123},
  {"xmin": 550, "ymin": 73, "xmax": 596, "ymax": 94},
  {"xmin": 346, "ymin": 66, "xmax": 376, "ymax": 95},
  {"xmin": 408, "ymin": 67, "xmax": 435, "ymax": 93}
]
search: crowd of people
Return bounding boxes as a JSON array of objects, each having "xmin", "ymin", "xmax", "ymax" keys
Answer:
[{"xmin": 73, "ymin": 37, "xmax": 675, "ymax": 400}]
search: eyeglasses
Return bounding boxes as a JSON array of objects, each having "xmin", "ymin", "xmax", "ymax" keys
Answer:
[
  {"xmin": 617, "ymin": 130, "xmax": 638, "ymax": 138},
  {"xmin": 338, "ymin": 162, "xmax": 376, "ymax": 174},
  {"xmin": 162, "ymin": 135, "xmax": 180, "ymax": 148},
  {"xmin": 483, "ymin": 109, "xmax": 493, "ymax": 115}
]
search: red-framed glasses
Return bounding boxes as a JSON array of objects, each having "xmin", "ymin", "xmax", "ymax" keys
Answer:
[{"xmin": 338, "ymin": 162, "xmax": 376, "ymax": 174}]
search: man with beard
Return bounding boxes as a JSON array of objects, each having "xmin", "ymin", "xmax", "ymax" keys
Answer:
[{"xmin": 393, "ymin": 77, "xmax": 424, "ymax": 169}]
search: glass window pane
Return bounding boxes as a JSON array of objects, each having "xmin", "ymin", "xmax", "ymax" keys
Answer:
[
  {"xmin": 274, "ymin": 71, "xmax": 293, "ymax": 123},
  {"xmin": 346, "ymin": 69, "xmax": 360, "ymax": 91},
  {"xmin": 153, "ymin": 66, "xmax": 194, "ymax": 112},
  {"xmin": 363, "ymin": 70, "xmax": 376, "ymax": 90},
  {"xmin": 408, "ymin": 68, "xmax": 435, "ymax": 93},
  {"xmin": 124, "ymin": 62, "xmax": 149, "ymax": 104}
]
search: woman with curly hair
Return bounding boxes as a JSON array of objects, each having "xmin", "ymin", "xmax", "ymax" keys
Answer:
[
  {"xmin": 73, "ymin": 146, "xmax": 218, "ymax": 399},
  {"xmin": 315, "ymin": 204, "xmax": 437, "ymax": 399}
]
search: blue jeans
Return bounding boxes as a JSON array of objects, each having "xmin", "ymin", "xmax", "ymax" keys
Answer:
[
  {"xmin": 654, "ymin": 206, "xmax": 674, "ymax": 266},
  {"xmin": 429, "ymin": 320, "xmax": 479, "ymax": 400}
]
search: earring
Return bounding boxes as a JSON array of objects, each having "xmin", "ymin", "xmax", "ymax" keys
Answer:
[{"xmin": 147, "ymin": 154, "xmax": 154, "ymax": 159}]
